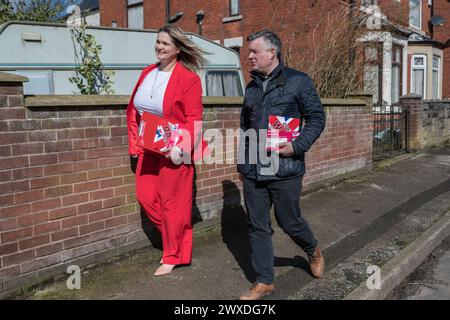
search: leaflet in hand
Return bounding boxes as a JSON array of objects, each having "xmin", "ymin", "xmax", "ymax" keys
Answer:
[
  {"xmin": 136, "ymin": 111, "xmax": 182, "ymax": 156},
  {"xmin": 266, "ymin": 115, "xmax": 301, "ymax": 151}
]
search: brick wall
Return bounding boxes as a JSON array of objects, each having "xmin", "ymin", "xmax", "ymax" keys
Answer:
[
  {"xmin": 0, "ymin": 81, "xmax": 144, "ymax": 294},
  {"xmin": 434, "ymin": 0, "xmax": 450, "ymax": 99},
  {"xmin": 0, "ymin": 75, "xmax": 373, "ymax": 296},
  {"xmin": 100, "ymin": 0, "xmax": 127, "ymax": 27},
  {"xmin": 303, "ymin": 99, "xmax": 373, "ymax": 189}
]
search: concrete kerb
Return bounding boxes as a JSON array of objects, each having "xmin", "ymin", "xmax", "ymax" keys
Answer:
[{"xmin": 344, "ymin": 210, "xmax": 450, "ymax": 300}]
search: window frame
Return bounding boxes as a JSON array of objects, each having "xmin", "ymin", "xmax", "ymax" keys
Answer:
[
  {"xmin": 391, "ymin": 44, "xmax": 403, "ymax": 104},
  {"xmin": 363, "ymin": 42, "xmax": 383, "ymax": 104},
  {"xmin": 410, "ymin": 54, "xmax": 427, "ymax": 99},
  {"xmin": 409, "ymin": 0, "xmax": 422, "ymax": 30},
  {"xmin": 229, "ymin": 0, "xmax": 240, "ymax": 17},
  {"xmin": 127, "ymin": 0, "xmax": 144, "ymax": 29},
  {"xmin": 432, "ymin": 55, "xmax": 441, "ymax": 99}
]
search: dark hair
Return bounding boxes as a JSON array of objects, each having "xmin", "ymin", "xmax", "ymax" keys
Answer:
[
  {"xmin": 247, "ymin": 29, "xmax": 282, "ymax": 60},
  {"xmin": 158, "ymin": 25, "xmax": 208, "ymax": 72}
]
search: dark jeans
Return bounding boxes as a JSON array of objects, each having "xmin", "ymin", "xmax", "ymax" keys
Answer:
[{"xmin": 243, "ymin": 175, "xmax": 318, "ymax": 284}]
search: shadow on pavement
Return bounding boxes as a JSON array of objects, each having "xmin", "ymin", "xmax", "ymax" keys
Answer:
[
  {"xmin": 274, "ymin": 255, "xmax": 312, "ymax": 276},
  {"xmin": 220, "ymin": 180, "xmax": 257, "ymax": 283}
]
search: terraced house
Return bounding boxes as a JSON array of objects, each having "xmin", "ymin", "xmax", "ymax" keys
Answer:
[{"xmin": 99, "ymin": 0, "xmax": 449, "ymax": 102}]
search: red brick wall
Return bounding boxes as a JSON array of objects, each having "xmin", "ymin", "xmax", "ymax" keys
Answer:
[
  {"xmin": 0, "ymin": 82, "xmax": 142, "ymax": 293},
  {"xmin": 434, "ymin": 0, "xmax": 450, "ymax": 99},
  {"xmin": 100, "ymin": 0, "xmax": 127, "ymax": 27},
  {"xmin": 378, "ymin": 0, "xmax": 409, "ymax": 28},
  {"xmin": 0, "ymin": 79, "xmax": 373, "ymax": 296},
  {"xmin": 304, "ymin": 102, "xmax": 373, "ymax": 188}
]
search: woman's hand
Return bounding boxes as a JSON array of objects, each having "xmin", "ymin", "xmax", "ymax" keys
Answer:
[
  {"xmin": 163, "ymin": 146, "xmax": 184, "ymax": 164},
  {"xmin": 129, "ymin": 154, "xmax": 139, "ymax": 174}
]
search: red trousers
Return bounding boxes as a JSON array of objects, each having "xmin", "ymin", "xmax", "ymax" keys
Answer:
[{"xmin": 136, "ymin": 153, "xmax": 194, "ymax": 265}]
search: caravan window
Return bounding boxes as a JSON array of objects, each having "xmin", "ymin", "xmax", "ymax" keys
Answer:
[{"xmin": 206, "ymin": 71, "xmax": 243, "ymax": 96}]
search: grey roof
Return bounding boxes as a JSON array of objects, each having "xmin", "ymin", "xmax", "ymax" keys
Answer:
[{"xmin": 408, "ymin": 32, "xmax": 446, "ymax": 49}]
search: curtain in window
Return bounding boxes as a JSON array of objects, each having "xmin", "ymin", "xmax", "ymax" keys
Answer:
[
  {"xmin": 128, "ymin": 5, "xmax": 143, "ymax": 29},
  {"xmin": 206, "ymin": 71, "xmax": 242, "ymax": 96},
  {"xmin": 412, "ymin": 69, "xmax": 424, "ymax": 97},
  {"xmin": 409, "ymin": 0, "xmax": 421, "ymax": 27},
  {"xmin": 432, "ymin": 56, "xmax": 440, "ymax": 99},
  {"xmin": 432, "ymin": 70, "xmax": 439, "ymax": 99},
  {"xmin": 230, "ymin": 0, "xmax": 239, "ymax": 16},
  {"xmin": 222, "ymin": 72, "xmax": 241, "ymax": 96},
  {"xmin": 207, "ymin": 72, "xmax": 224, "ymax": 96},
  {"xmin": 391, "ymin": 65, "xmax": 400, "ymax": 103}
]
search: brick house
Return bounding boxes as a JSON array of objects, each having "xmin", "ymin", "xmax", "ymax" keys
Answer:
[{"xmin": 98, "ymin": 0, "xmax": 449, "ymax": 100}]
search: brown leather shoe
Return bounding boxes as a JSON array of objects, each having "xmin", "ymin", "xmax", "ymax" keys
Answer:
[
  {"xmin": 239, "ymin": 283, "xmax": 275, "ymax": 300},
  {"xmin": 309, "ymin": 245, "xmax": 325, "ymax": 278}
]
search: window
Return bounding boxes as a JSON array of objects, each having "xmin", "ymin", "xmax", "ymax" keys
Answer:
[
  {"xmin": 127, "ymin": 0, "xmax": 143, "ymax": 29},
  {"xmin": 363, "ymin": 44, "xmax": 382, "ymax": 103},
  {"xmin": 409, "ymin": 0, "xmax": 422, "ymax": 29},
  {"xmin": 432, "ymin": 55, "xmax": 440, "ymax": 99},
  {"xmin": 410, "ymin": 55, "xmax": 426, "ymax": 98},
  {"xmin": 391, "ymin": 45, "xmax": 403, "ymax": 103},
  {"xmin": 230, "ymin": 0, "xmax": 239, "ymax": 16},
  {"xmin": 206, "ymin": 71, "xmax": 243, "ymax": 96}
]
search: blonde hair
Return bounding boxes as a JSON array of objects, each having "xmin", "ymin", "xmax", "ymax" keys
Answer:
[{"xmin": 158, "ymin": 25, "xmax": 208, "ymax": 72}]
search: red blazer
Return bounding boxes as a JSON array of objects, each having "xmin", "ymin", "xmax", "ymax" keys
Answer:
[{"xmin": 127, "ymin": 61, "xmax": 204, "ymax": 158}]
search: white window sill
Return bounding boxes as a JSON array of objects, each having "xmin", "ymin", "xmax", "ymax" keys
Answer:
[
  {"xmin": 409, "ymin": 25, "xmax": 425, "ymax": 34},
  {"xmin": 223, "ymin": 15, "xmax": 243, "ymax": 23}
]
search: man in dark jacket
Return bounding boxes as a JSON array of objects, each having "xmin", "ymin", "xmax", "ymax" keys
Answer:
[{"xmin": 238, "ymin": 30, "xmax": 326, "ymax": 300}]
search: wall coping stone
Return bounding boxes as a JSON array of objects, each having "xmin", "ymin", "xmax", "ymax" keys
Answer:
[
  {"xmin": 25, "ymin": 95, "xmax": 367, "ymax": 108},
  {"xmin": 0, "ymin": 72, "xmax": 29, "ymax": 83}
]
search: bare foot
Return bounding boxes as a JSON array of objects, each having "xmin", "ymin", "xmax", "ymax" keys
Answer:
[{"xmin": 154, "ymin": 264, "xmax": 175, "ymax": 276}]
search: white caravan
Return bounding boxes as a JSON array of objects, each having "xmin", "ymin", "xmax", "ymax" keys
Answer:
[{"xmin": 0, "ymin": 21, "xmax": 245, "ymax": 96}]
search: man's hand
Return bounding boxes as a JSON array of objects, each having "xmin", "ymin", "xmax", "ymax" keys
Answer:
[{"xmin": 276, "ymin": 142, "xmax": 295, "ymax": 157}]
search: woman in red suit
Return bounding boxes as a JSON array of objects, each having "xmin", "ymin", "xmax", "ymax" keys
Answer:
[{"xmin": 127, "ymin": 25, "xmax": 207, "ymax": 276}]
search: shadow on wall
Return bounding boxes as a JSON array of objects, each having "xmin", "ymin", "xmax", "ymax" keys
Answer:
[{"xmin": 220, "ymin": 180, "xmax": 257, "ymax": 283}]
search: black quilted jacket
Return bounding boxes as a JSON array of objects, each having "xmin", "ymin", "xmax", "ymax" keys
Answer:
[{"xmin": 238, "ymin": 63, "xmax": 326, "ymax": 181}]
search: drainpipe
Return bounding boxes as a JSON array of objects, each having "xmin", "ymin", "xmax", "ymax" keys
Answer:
[
  {"xmin": 166, "ymin": 0, "xmax": 170, "ymax": 24},
  {"xmin": 429, "ymin": 0, "xmax": 434, "ymax": 39},
  {"xmin": 349, "ymin": 0, "xmax": 356, "ymax": 64}
]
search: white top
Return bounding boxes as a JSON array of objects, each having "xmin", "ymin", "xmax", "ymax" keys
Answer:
[{"xmin": 133, "ymin": 67, "xmax": 172, "ymax": 117}]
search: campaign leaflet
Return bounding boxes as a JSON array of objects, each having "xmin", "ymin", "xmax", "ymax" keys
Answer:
[
  {"xmin": 136, "ymin": 111, "xmax": 181, "ymax": 156},
  {"xmin": 266, "ymin": 115, "xmax": 301, "ymax": 151}
]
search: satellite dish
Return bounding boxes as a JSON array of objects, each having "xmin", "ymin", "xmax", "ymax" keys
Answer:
[{"xmin": 430, "ymin": 15, "xmax": 445, "ymax": 26}]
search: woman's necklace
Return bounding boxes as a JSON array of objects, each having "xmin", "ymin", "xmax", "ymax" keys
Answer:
[{"xmin": 150, "ymin": 67, "xmax": 171, "ymax": 98}]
